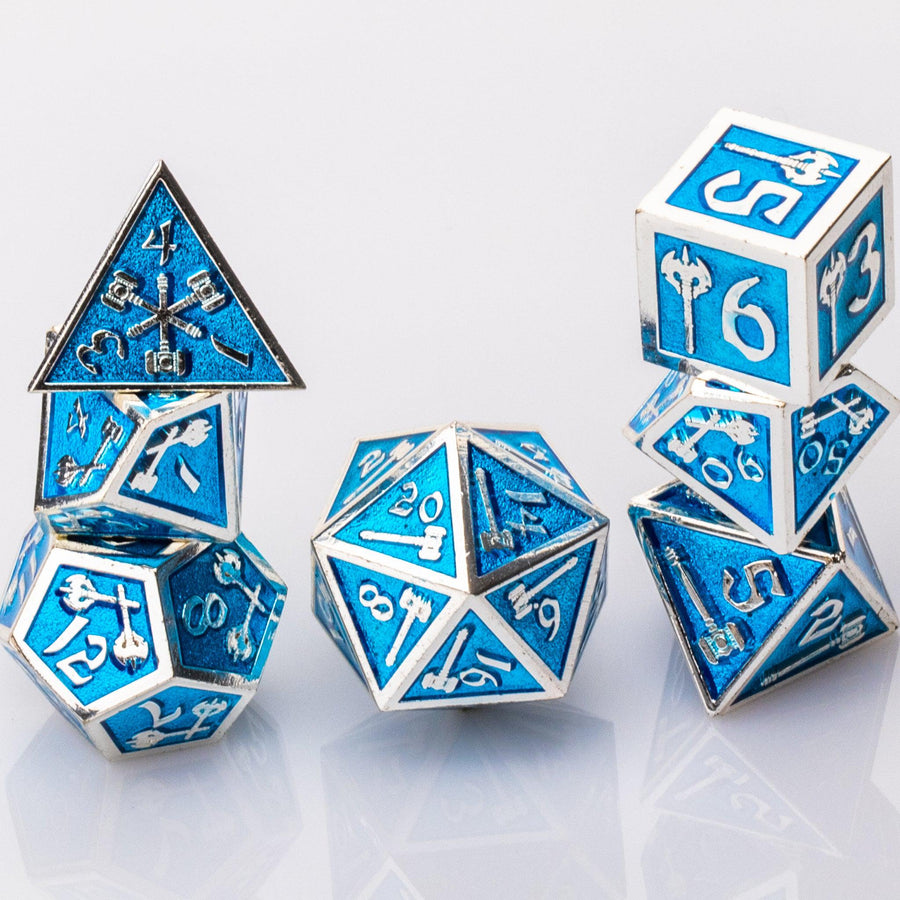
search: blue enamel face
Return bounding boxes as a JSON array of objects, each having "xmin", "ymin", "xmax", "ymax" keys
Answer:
[
  {"xmin": 328, "ymin": 556, "xmax": 453, "ymax": 689},
  {"xmin": 326, "ymin": 433, "xmax": 430, "ymax": 521},
  {"xmin": 628, "ymin": 372, "xmax": 691, "ymax": 439},
  {"xmin": 792, "ymin": 382, "xmax": 890, "ymax": 529},
  {"xmin": 168, "ymin": 539, "xmax": 284, "ymax": 682},
  {"xmin": 666, "ymin": 124, "xmax": 858, "ymax": 239},
  {"xmin": 485, "ymin": 541, "xmax": 596, "ymax": 678},
  {"xmin": 475, "ymin": 430, "xmax": 588, "ymax": 499},
  {"xmin": 24, "ymin": 565, "xmax": 158, "ymax": 705},
  {"xmin": 400, "ymin": 610, "xmax": 543, "ymax": 702},
  {"xmin": 43, "ymin": 393, "xmax": 135, "ymax": 501},
  {"xmin": 736, "ymin": 570, "xmax": 887, "ymax": 702},
  {"xmin": 653, "ymin": 234, "xmax": 790, "ymax": 386},
  {"xmin": 653, "ymin": 404, "xmax": 773, "ymax": 534},
  {"xmin": 631, "ymin": 488, "xmax": 826, "ymax": 704},
  {"xmin": 40, "ymin": 179, "xmax": 293, "ymax": 388},
  {"xmin": 336, "ymin": 445, "xmax": 457, "ymax": 578},
  {"xmin": 1, "ymin": 520, "xmax": 52, "ymax": 632},
  {"xmin": 816, "ymin": 191, "xmax": 886, "ymax": 378},
  {"xmin": 467, "ymin": 444, "xmax": 591, "ymax": 577},
  {"xmin": 119, "ymin": 405, "xmax": 228, "ymax": 527},
  {"xmin": 101, "ymin": 684, "xmax": 241, "ymax": 753}
]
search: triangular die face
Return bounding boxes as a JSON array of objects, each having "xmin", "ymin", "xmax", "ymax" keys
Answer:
[
  {"xmin": 736, "ymin": 570, "xmax": 890, "ymax": 703},
  {"xmin": 575, "ymin": 546, "xmax": 607, "ymax": 668},
  {"xmin": 335, "ymin": 444, "xmax": 457, "ymax": 578},
  {"xmin": 626, "ymin": 371, "xmax": 692, "ymax": 440},
  {"xmin": 328, "ymin": 557, "xmax": 454, "ymax": 690},
  {"xmin": 32, "ymin": 164, "xmax": 302, "ymax": 390},
  {"xmin": 638, "ymin": 514, "xmax": 824, "ymax": 704},
  {"xmin": 832, "ymin": 491, "xmax": 892, "ymax": 606},
  {"xmin": 485, "ymin": 540, "xmax": 596, "ymax": 679},
  {"xmin": 792, "ymin": 383, "xmax": 892, "ymax": 530},
  {"xmin": 400, "ymin": 610, "xmax": 543, "ymax": 703},
  {"xmin": 467, "ymin": 444, "xmax": 592, "ymax": 577},
  {"xmin": 118, "ymin": 405, "xmax": 229, "ymax": 528},
  {"xmin": 326, "ymin": 432, "xmax": 431, "ymax": 522},
  {"xmin": 41, "ymin": 393, "xmax": 136, "ymax": 502},
  {"xmin": 475, "ymin": 429, "xmax": 588, "ymax": 498},
  {"xmin": 651, "ymin": 404, "xmax": 774, "ymax": 535},
  {"xmin": 312, "ymin": 557, "xmax": 366, "ymax": 682}
]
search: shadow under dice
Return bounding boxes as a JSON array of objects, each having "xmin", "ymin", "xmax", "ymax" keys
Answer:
[
  {"xmin": 3, "ymin": 521, "xmax": 284, "ymax": 758},
  {"xmin": 312, "ymin": 424, "xmax": 609, "ymax": 709},
  {"xmin": 626, "ymin": 366, "xmax": 898, "ymax": 554},
  {"xmin": 629, "ymin": 482, "xmax": 897, "ymax": 713},
  {"xmin": 637, "ymin": 109, "xmax": 893, "ymax": 404},
  {"xmin": 37, "ymin": 389, "xmax": 245, "ymax": 541}
]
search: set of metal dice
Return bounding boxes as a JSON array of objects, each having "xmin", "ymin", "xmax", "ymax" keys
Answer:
[
  {"xmin": 0, "ymin": 162, "xmax": 304, "ymax": 757},
  {"xmin": 626, "ymin": 110, "xmax": 899, "ymax": 713}
]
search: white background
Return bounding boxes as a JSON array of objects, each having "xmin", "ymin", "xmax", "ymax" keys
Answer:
[{"xmin": 1, "ymin": 2, "xmax": 899, "ymax": 897}]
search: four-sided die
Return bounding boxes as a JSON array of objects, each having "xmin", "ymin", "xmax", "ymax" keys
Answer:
[
  {"xmin": 637, "ymin": 108, "xmax": 893, "ymax": 404},
  {"xmin": 311, "ymin": 424, "xmax": 609, "ymax": 709},
  {"xmin": 629, "ymin": 481, "xmax": 897, "ymax": 714},
  {"xmin": 2, "ymin": 519, "xmax": 284, "ymax": 758},
  {"xmin": 35, "ymin": 390, "xmax": 246, "ymax": 541},
  {"xmin": 625, "ymin": 365, "xmax": 898, "ymax": 554}
]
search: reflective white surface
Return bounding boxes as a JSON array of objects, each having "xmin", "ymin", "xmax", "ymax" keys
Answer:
[{"xmin": 1, "ymin": 2, "xmax": 899, "ymax": 897}]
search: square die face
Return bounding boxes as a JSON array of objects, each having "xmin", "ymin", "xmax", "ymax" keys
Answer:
[
  {"xmin": 666, "ymin": 124, "xmax": 858, "ymax": 239},
  {"xmin": 654, "ymin": 233, "xmax": 791, "ymax": 386},
  {"xmin": 815, "ymin": 190, "xmax": 886, "ymax": 378}
]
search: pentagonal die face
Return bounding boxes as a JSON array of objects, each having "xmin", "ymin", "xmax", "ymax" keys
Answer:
[
  {"xmin": 637, "ymin": 108, "xmax": 893, "ymax": 404},
  {"xmin": 629, "ymin": 482, "xmax": 897, "ymax": 714},
  {"xmin": 2, "ymin": 524, "xmax": 282, "ymax": 758},
  {"xmin": 312, "ymin": 424, "xmax": 609, "ymax": 708},
  {"xmin": 626, "ymin": 367, "xmax": 898, "ymax": 554},
  {"xmin": 36, "ymin": 389, "xmax": 245, "ymax": 541}
]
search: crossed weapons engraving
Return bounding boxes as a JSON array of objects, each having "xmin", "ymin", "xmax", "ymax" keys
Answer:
[
  {"xmin": 129, "ymin": 417, "xmax": 211, "ymax": 494},
  {"xmin": 127, "ymin": 696, "xmax": 229, "ymax": 750},
  {"xmin": 57, "ymin": 573, "xmax": 149, "ymax": 671},
  {"xmin": 213, "ymin": 549, "xmax": 269, "ymax": 663},
  {"xmin": 55, "ymin": 416, "xmax": 124, "ymax": 488}
]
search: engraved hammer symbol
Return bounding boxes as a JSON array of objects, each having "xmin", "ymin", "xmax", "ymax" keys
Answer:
[
  {"xmin": 358, "ymin": 524, "xmax": 447, "ymax": 561},
  {"xmin": 420, "ymin": 626, "xmax": 470, "ymax": 694},
  {"xmin": 129, "ymin": 417, "xmax": 211, "ymax": 494},
  {"xmin": 474, "ymin": 467, "xmax": 514, "ymax": 551},
  {"xmin": 799, "ymin": 395, "xmax": 874, "ymax": 440},
  {"xmin": 214, "ymin": 550, "xmax": 268, "ymax": 662},
  {"xmin": 57, "ymin": 573, "xmax": 149, "ymax": 670},
  {"xmin": 384, "ymin": 588, "xmax": 432, "ymax": 667},
  {"xmin": 55, "ymin": 416, "xmax": 124, "ymax": 488}
]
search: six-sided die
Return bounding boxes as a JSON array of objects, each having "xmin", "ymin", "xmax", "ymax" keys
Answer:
[
  {"xmin": 311, "ymin": 424, "xmax": 609, "ymax": 709},
  {"xmin": 36, "ymin": 389, "xmax": 246, "ymax": 541},
  {"xmin": 629, "ymin": 481, "xmax": 897, "ymax": 714},
  {"xmin": 637, "ymin": 108, "xmax": 893, "ymax": 404},
  {"xmin": 3, "ymin": 519, "xmax": 284, "ymax": 758},
  {"xmin": 625, "ymin": 365, "xmax": 898, "ymax": 554}
]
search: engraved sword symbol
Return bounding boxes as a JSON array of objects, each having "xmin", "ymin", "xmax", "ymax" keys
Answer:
[
  {"xmin": 358, "ymin": 524, "xmax": 447, "ymax": 561},
  {"xmin": 799, "ymin": 394, "xmax": 874, "ymax": 440},
  {"xmin": 507, "ymin": 555, "xmax": 578, "ymax": 621},
  {"xmin": 660, "ymin": 245, "xmax": 712, "ymax": 354},
  {"xmin": 664, "ymin": 548, "xmax": 745, "ymax": 665},
  {"xmin": 129, "ymin": 417, "xmax": 211, "ymax": 494},
  {"xmin": 666, "ymin": 412, "xmax": 758, "ymax": 464},
  {"xmin": 213, "ymin": 550, "xmax": 269, "ymax": 662},
  {"xmin": 384, "ymin": 588, "xmax": 432, "ymax": 667},
  {"xmin": 127, "ymin": 697, "xmax": 229, "ymax": 750},
  {"xmin": 474, "ymin": 467, "xmax": 514, "ymax": 551},
  {"xmin": 420, "ymin": 626, "xmax": 470, "ymax": 693},
  {"xmin": 57, "ymin": 574, "xmax": 149, "ymax": 670},
  {"xmin": 55, "ymin": 416, "xmax": 124, "ymax": 488},
  {"xmin": 722, "ymin": 142, "xmax": 842, "ymax": 186}
]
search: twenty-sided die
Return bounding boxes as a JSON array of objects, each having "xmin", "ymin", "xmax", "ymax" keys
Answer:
[
  {"xmin": 629, "ymin": 481, "xmax": 896, "ymax": 714},
  {"xmin": 36, "ymin": 389, "xmax": 246, "ymax": 541},
  {"xmin": 625, "ymin": 366, "xmax": 898, "ymax": 554},
  {"xmin": 636, "ymin": 109, "xmax": 893, "ymax": 404},
  {"xmin": 2, "ymin": 519, "xmax": 285, "ymax": 758},
  {"xmin": 312, "ymin": 424, "xmax": 609, "ymax": 709}
]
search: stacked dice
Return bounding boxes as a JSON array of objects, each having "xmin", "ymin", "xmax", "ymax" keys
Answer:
[
  {"xmin": 1, "ymin": 162, "xmax": 304, "ymax": 756},
  {"xmin": 625, "ymin": 110, "xmax": 899, "ymax": 713}
]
